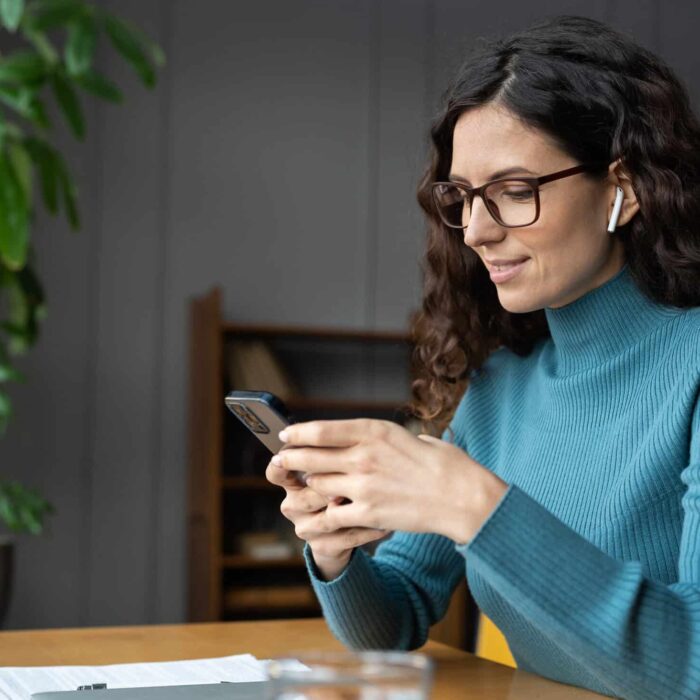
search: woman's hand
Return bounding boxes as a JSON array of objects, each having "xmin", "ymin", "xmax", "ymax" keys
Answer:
[
  {"xmin": 270, "ymin": 418, "xmax": 509, "ymax": 544},
  {"xmin": 265, "ymin": 451, "xmax": 388, "ymax": 580}
]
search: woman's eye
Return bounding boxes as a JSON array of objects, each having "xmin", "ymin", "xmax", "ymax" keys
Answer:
[{"xmin": 504, "ymin": 189, "xmax": 534, "ymax": 200}]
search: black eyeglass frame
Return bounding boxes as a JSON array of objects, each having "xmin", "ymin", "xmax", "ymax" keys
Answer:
[{"xmin": 431, "ymin": 163, "xmax": 599, "ymax": 229}]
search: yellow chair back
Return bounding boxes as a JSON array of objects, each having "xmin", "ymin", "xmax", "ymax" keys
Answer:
[{"xmin": 476, "ymin": 613, "xmax": 516, "ymax": 668}]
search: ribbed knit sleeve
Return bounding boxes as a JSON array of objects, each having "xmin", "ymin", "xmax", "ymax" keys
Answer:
[
  {"xmin": 457, "ymin": 394, "xmax": 700, "ymax": 700},
  {"xmin": 304, "ymin": 529, "xmax": 464, "ymax": 650}
]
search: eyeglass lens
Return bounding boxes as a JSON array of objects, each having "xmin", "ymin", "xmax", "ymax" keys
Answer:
[{"xmin": 434, "ymin": 180, "xmax": 537, "ymax": 228}]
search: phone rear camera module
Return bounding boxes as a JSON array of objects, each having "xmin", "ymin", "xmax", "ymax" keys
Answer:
[
  {"xmin": 227, "ymin": 400, "xmax": 271, "ymax": 434},
  {"xmin": 249, "ymin": 416, "xmax": 270, "ymax": 434}
]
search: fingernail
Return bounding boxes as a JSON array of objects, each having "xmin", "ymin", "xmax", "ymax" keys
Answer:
[
  {"xmin": 271, "ymin": 455, "xmax": 282, "ymax": 466},
  {"xmin": 279, "ymin": 430, "xmax": 289, "ymax": 442}
]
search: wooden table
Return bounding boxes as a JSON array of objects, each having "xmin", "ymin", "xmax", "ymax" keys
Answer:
[{"xmin": 0, "ymin": 618, "xmax": 605, "ymax": 698}]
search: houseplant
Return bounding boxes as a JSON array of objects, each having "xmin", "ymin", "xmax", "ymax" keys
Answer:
[
  {"xmin": 0, "ymin": 0, "xmax": 164, "ymax": 626},
  {"xmin": 0, "ymin": 481, "xmax": 51, "ymax": 624}
]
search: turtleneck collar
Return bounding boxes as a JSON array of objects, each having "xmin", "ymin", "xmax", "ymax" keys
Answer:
[{"xmin": 544, "ymin": 264, "xmax": 680, "ymax": 374}]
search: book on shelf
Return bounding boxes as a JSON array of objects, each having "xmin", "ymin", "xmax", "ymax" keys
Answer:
[
  {"xmin": 234, "ymin": 532, "xmax": 295, "ymax": 560},
  {"xmin": 226, "ymin": 339, "xmax": 299, "ymax": 402}
]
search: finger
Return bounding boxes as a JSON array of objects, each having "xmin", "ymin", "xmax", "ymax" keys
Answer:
[
  {"xmin": 265, "ymin": 461, "xmax": 305, "ymax": 490},
  {"xmin": 279, "ymin": 418, "xmax": 388, "ymax": 448},
  {"xmin": 272, "ymin": 446, "xmax": 353, "ymax": 476},
  {"xmin": 284, "ymin": 487, "xmax": 330, "ymax": 514},
  {"xmin": 310, "ymin": 527, "xmax": 389, "ymax": 555},
  {"xmin": 305, "ymin": 473, "xmax": 351, "ymax": 499},
  {"xmin": 314, "ymin": 501, "xmax": 376, "ymax": 532}
]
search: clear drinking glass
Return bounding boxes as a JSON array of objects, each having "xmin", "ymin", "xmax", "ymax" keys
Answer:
[{"xmin": 266, "ymin": 650, "xmax": 434, "ymax": 699}]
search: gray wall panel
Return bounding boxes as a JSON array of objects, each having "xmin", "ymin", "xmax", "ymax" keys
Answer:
[
  {"xmin": 607, "ymin": 0, "xmax": 657, "ymax": 50},
  {"xmin": 85, "ymin": 0, "xmax": 166, "ymax": 624},
  {"xmin": 374, "ymin": 0, "xmax": 430, "ymax": 332},
  {"xmin": 657, "ymin": 3, "xmax": 700, "ymax": 109},
  {"xmin": 165, "ymin": 0, "xmax": 373, "ymax": 329}
]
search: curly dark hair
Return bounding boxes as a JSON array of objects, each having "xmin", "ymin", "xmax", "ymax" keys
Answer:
[{"xmin": 406, "ymin": 15, "xmax": 700, "ymax": 437}]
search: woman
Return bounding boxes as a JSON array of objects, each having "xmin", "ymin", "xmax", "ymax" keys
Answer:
[{"xmin": 266, "ymin": 15, "xmax": 700, "ymax": 699}]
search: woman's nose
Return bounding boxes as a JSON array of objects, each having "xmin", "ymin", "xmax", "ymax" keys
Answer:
[{"xmin": 462, "ymin": 196, "xmax": 506, "ymax": 248}]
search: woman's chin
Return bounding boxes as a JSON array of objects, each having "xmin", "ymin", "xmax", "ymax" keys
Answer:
[{"xmin": 496, "ymin": 291, "xmax": 542, "ymax": 314}]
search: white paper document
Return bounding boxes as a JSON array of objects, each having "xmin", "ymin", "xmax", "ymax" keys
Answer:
[{"xmin": 0, "ymin": 654, "xmax": 268, "ymax": 700}]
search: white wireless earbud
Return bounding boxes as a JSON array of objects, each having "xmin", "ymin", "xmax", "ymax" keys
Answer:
[{"xmin": 607, "ymin": 186, "xmax": 624, "ymax": 233}]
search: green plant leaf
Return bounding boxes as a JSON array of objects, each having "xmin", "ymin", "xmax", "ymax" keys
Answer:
[
  {"xmin": 103, "ymin": 13, "xmax": 156, "ymax": 88},
  {"xmin": 53, "ymin": 151, "xmax": 79, "ymax": 229},
  {"xmin": 0, "ymin": 152, "xmax": 29, "ymax": 270},
  {"xmin": 1, "ymin": 121, "xmax": 23, "ymax": 142},
  {"xmin": 1, "ymin": 321, "xmax": 33, "ymax": 355},
  {"xmin": 15, "ymin": 260, "xmax": 45, "ymax": 310},
  {"xmin": 0, "ymin": 494, "xmax": 16, "ymax": 528},
  {"xmin": 0, "ymin": 0, "xmax": 25, "ymax": 32},
  {"xmin": 0, "ymin": 481, "xmax": 53, "ymax": 534},
  {"xmin": 0, "ymin": 363, "xmax": 24, "ymax": 382},
  {"xmin": 0, "ymin": 50, "xmax": 47, "ymax": 85},
  {"xmin": 74, "ymin": 69, "xmax": 122, "ymax": 103},
  {"xmin": 0, "ymin": 321, "xmax": 25, "ymax": 336},
  {"xmin": 65, "ymin": 13, "xmax": 96, "ymax": 77},
  {"xmin": 24, "ymin": 28, "xmax": 59, "ymax": 65},
  {"xmin": 0, "ymin": 391, "xmax": 11, "ymax": 436},
  {"xmin": 29, "ymin": 94, "xmax": 50, "ymax": 129},
  {"xmin": 0, "ymin": 85, "xmax": 50, "ymax": 129},
  {"xmin": 8, "ymin": 140, "xmax": 32, "ymax": 207},
  {"xmin": 111, "ymin": 11, "xmax": 166, "ymax": 68},
  {"xmin": 51, "ymin": 71, "xmax": 85, "ymax": 140},
  {"xmin": 24, "ymin": 136, "xmax": 58, "ymax": 214},
  {"xmin": 3, "ymin": 283, "xmax": 30, "ymax": 353},
  {"xmin": 1, "ymin": 262, "xmax": 45, "ymax": 354},
  {"xmin": 24, "ymin": 0, "xmax": 83, "ymax": 32}
]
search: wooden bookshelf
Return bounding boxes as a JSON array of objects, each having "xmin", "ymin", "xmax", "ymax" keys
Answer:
[{"xmin": 187, "ymin": 286, "xmax": 476, "ymax": 649}]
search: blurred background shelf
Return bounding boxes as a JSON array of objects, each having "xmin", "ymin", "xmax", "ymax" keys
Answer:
[
  {"xmin": 187, "ymin": 286, "xmax": 418, "ymax": 628},
  {"xmin": 224, "ymin": 584, "xmax": 319, "ymax": 612}
]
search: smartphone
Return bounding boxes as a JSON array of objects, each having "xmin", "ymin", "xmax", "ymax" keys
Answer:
[
  {"xmin": 226, "ymin": 390, "xmax": 348, "ymax": 501},
  {"xmin": 224, "ymin": 390, "xmax": 294, "ymax": 454}
]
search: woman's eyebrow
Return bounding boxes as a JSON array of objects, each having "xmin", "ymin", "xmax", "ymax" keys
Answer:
[{"xmin": 448, "ymin": 166, "xmax": 537, "ymax": 184}]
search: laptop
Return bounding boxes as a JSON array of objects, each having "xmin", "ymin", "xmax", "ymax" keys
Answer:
[{"xmin": 30, "ymin": 681, "xmax": 270, "ymax": 699}]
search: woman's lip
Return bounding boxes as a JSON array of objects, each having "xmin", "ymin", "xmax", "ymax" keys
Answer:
[
  {"xmin": 488, "ymin": 258, "xmax": 530, "ymax": 284},
  {"xmin": 485, "ymin": 256, "xmax": 529, "ymax": 267}
]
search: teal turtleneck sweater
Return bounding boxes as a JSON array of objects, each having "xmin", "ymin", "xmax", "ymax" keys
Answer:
[{"xmin": 303, "ymin": 264, "xmax": 700, "ymax": 699}]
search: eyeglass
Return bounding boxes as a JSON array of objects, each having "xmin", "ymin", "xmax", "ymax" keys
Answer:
[{"xmin": 431, "ymin": 163, "xmax": 596, "ymax": 229}]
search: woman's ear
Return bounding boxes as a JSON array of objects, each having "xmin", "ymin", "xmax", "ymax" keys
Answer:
[{"xmin": 608, "ymin": 159, "xmax": 640, "ymax": 227}]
